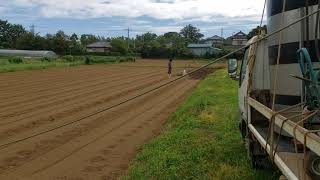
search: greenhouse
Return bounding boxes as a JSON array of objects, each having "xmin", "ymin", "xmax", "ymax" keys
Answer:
[{"xmin": 0, "ymin": 49, "xmax": 58, "ymax": 58}]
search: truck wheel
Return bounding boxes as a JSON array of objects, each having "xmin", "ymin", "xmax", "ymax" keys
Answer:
[
  {"xmin": 307, "ymin": 151, "xmax": 320, "ymax": 179},
  {"xmin": 246, "ymin": 132, "xmax": 271, "ymax": 169}
]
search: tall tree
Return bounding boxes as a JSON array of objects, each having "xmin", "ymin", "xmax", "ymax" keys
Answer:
[
  {"xmin": 0, "ymin": 20, "xmax": 26, "ymax": 48},
  {"xmin": 110, "ymin": 37, "xmax": 128, "ymax": 55},
  {"xmin": 80, "ymin": 34, "xmax": 99, "ymax": 45},
  {"xmin": 180, "ymin": 24, "xmax": 204, "ymax": 43},
  {"xmin": 52, "ymin": 30, "xmax": 70, "ymax": 55}
]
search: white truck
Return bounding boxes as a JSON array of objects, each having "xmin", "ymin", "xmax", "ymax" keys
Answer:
[{"xmin": 233, "ymin": 1, "xmax": 320, "ymax": 179}]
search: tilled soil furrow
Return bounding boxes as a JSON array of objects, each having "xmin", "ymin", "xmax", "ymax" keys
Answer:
[
  {"xmin": 0, "ymin": 67, "xmax": 141, "ymax": 100},
  {"xmin": 0, "ymin": 72, "xmax": 164, "ymax": 123},
  {"xmin": 0, "ymin": 65, "xmax": 127, "ymax": 88},
  {"xmin": 29, "ymin": 80, "xmax": 196, "ymax": 180},
  {"xmin": 0, "ymin": 66, "xmax": 111, "ymax": 91},
  {"xmin": 0, "ymin": 75, "xmax": 195, "ymax": 179},
  {"xmin": 0, "ymin": 74, "xmax": 167, "ymax": 140},
  {"xmin": 0, "ymin": 69, "xmax": 159, "ymax": 112},
  {"xmin": 0, "ymin": 60, "xmax": 208, "ymax": 180}
]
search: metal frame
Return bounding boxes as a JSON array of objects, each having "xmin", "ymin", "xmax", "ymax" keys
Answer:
[
  {"xmin": 247, "ymin": 97, "xmax": 320, "ymax": 180},
  {"xmin": 248, "ymin": 97, "xmax": 320, "ymax": 156}
]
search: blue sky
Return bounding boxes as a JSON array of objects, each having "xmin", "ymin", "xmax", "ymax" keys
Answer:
[{"xmin": 1, "ymin": 0, "xmax": 265, "ymax": 38}]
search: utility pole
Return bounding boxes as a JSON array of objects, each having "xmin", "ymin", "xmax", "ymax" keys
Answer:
[
  {"xmin": 221, "ymin": 28, "xmax": 224, "ymax": 48},
  {"xmin": 221, "ymin": 28, "xmax": 224, "ymax": 38},
  {"xmin": 127, "ymin": 28, "xmax": 130, "ymax": 52},
  {"xmin": 30, "ymin": 24, "xmax": 35, "ymax": 35},
  {"xmin": 133, "ymin": 37, "xmax": 136, "ymax": 49}
]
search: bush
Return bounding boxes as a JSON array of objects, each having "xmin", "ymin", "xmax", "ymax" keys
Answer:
[
  {"xmin": 8, "ymin": 57, "xmax": 23, "ymax": 64},
  {"xmin": 41, "ymin": 57, "xmax": 55, "ymax": 62},
  {"xmin": 125, "ymin": 57, "xmax": 136, "ymax": 62},
  {"xmin": 127, "ymin": 53, "xmax": 141, "ymax": 57},
  {"xmin": 0, "ymin": 59, "xmax": 9, "ymax": 65},
  {"xmin": 84, "ymin": 52, "xmax": 122, "ymax": 56},
  {"xmin": 85, "ymin": 56, "xmax": 92, "ymax": 65},
  {"xmin": 62, "ymin": 55, "xmax": 74, "ymax": 62},
  {"xmin": 109, "ymin": 52, "xmax": 122, "ymax": 56}
]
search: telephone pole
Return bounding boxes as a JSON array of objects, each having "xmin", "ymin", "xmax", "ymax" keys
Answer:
[
  {"xmin": 221, "ymin": 28, "xmax": 224, "ymax": 48},
  {"xmin": 221, "ymin": 28, "xmax": 224, "ymax": 38},
  {"xmin": 127, "ymin": 28, "xmax": 130, "ymax": 52},
  {"xmin": 30, "ymin": 24, "xmax": 35, "ymax": 34}
]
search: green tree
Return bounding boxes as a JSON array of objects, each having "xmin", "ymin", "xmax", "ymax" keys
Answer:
[
  {"xmin": 111, "ymin": 37, "xmax": 128, "ymax": 55},
  {"xmin": 0, "ymin": 20, "xmax": 27, "ymax": 48},
  {"xmin": 180, "ymin": 24, "xmax": 204, "ymax": 43},
  {"xmin": 80, "ymin": 34, "xmax": 99, "ymax": 46},
  {"xmin": 51, "ymin": 30, "xmax": 70, "ymax": 55},
  {"xmin": 70, "ymin": 33, "xmax": 78, "ymax": 41},
  {"xmin": 69, "ymin": 33, "xmax": 85, "ymax": 55}
]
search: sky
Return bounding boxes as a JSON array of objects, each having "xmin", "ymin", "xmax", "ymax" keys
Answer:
[{"xmin": 0, "ymin": 0, "xmax": 266, "ymax": 38}]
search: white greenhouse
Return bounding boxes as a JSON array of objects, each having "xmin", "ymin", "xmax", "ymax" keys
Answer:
[{"xmin": 0, "ymin": 49, "xmax": 58, "ymax": 58}]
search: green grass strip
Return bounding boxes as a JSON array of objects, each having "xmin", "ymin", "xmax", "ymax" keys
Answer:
[{"xmin": 125, "ymin": 69, "xmax": 278, "ymax": 180}]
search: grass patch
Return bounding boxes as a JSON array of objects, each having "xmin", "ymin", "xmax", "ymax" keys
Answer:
[
  {"xmin": 0, "ymin": 55, "xmax": 136, "ymax": 73},
  {"xmin": 125, "ymin": 69, "xmax": 279, "ymax": 180}
]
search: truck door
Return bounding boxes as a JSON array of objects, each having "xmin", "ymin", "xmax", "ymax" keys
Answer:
[{"xmin": 239, "ymin": 48, "xmax": 250, "ymax": 121}]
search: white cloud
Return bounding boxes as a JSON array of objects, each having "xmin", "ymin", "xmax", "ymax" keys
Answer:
[{"xmin": 11, "ymin": 0, "xmax": 265, "ymax": 21}]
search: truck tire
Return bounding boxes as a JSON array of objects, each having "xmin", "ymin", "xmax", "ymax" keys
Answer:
[
  {"xmin": 246, "ymin": 132, "xmax": 272, "ymax": 169},
  {"xmin": 307, "ymin": 151, "xmax": 320, "ymax": 179}
]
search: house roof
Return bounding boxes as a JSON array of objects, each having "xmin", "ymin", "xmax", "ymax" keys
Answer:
[
  {"xmin": 86, "ymin": 41, "xmax": 112, "ymax": 48},
  {"xmin": 187, "ymin": 44, "xmax": 213, "ymax": 48},
  {"xmin": 231, "ymin": 31, "xmax": 248, "ymax": 40},
  {"xmin": 206, "ymin": 35, "xmax": 224, "ymax": 40}
]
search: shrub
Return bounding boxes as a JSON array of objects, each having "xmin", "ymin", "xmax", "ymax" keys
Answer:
[
  {"xmin": 127, "ymin": 53, "xmax": 141, "ymax": 57},
  {"xmin": 109, "ymin": 52, "xmax": 121, "ymax": 56},
  {"xmin": 84, "ymin": 52, "xmax": 122, "ymax": 56},
  {"xmin": 8, "ymin": 57, "xmax": 23, "ymax": 64},
  {"xmin": 0, "ymin": 59, "xmax": 9, "ymax": 65},
  {"xmin": 62, "ymin": 55, "xmax": 74, "ymax": 62},
  {"xmin": 41, "ymin": 57, "xmax": 55, "ymax": 62},
  {"xmin": 125, "ymin": 57, "xmax": 136, "ymax": 62},
  {"xmin": 85, "ymin": 56, "xmax": 92, "ymax": 65}
]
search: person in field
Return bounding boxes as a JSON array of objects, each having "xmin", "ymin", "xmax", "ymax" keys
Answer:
[{"xmin": 168, "ymin": 58, "xmax": 173, "ymax": 78}]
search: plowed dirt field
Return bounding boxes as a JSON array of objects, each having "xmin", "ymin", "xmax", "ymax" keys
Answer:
[{"xmin": 0, "ymin": 60, "xmax": 213, "ymax": 180}]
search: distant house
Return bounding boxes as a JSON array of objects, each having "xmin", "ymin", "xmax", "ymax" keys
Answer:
[
  {"xmin": 187, "ymin": 44, "xmax": 221, "ymax": 56},
  {"xmin": 0, "ymin": 49, "xmax": 57, "ymax": 58},
  {"xmin": 86, "ymin": 41, "xmax": 112, "ymax": 53},
  {"xmin": 230, "ymin": 31, "xmax": 248, "ymax": 46},
  {"xmin": 204, "ymin": 35, "xmax": 224, "ymax": 47}
]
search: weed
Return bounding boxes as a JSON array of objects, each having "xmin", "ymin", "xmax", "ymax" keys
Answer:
[
  {"xmin": 85, "ymin": 56, "xmax": 92, "ymax": 65},
  {"xmin": 62, "ymin": 55, "xmax": 74, "ymax": 62},
  {"xmin": 8, "ymin": 56, "xmax": 23, "ymax": 64}
]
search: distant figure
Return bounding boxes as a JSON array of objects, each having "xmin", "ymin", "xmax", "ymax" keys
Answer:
[
  {"xmin": 168, "ymin": 59, "xmax": 173, "ymax": 78},
  {"xmin": 183, "ymin": 69, "xmax": 187, "ymax": 76}
]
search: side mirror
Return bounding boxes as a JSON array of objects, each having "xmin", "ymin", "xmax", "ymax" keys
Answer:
[{"xmin": 228, "ymin": 59, "xmax": 238, "ymax": 80}]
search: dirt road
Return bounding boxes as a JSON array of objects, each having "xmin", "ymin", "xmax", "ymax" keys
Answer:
[{"xmin": 0, "ymin": 60, "xmax": 212, "ymax": 180}]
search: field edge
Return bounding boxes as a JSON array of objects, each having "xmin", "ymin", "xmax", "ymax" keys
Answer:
[{"xmin": 123, "ymin": 69, "xmax": 278, "ymax": 180}]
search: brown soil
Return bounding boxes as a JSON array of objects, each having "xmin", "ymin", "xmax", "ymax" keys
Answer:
[{"xmin": 0, "ymin": 59, "xmax": 214, "ymax": 180}]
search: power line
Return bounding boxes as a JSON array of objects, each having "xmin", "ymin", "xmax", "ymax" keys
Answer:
[{"xmin": 1, "ymin": 8, "xmax": 320, "ymax": 150}]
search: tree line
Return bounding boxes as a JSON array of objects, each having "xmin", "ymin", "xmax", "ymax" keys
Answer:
[{"xmin": 0, "ymin": 19, "xmax": 263, "ymax": 58}]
